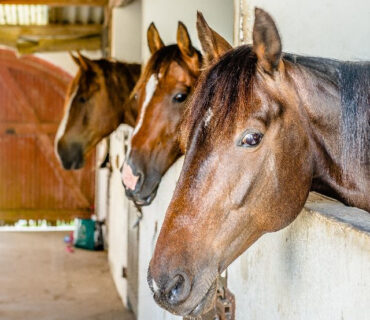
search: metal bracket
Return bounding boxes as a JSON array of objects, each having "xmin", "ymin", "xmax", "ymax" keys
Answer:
[
  {"xmin": 215, "ymin": 285, "xmax": 235, "ymax": 320},
  {"xmin": 132, "ymin": 202, "xmax": 143, "ymax": 228},
  {"xmin": 184, "ymin": 274, "xmax": 235, "ymax": 320}
]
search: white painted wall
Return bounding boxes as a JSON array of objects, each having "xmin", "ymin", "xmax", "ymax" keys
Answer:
[
  {"xmin": 36, "ymin": 50, "xmax": 102, "ymax": 76},
  {"xmin": 228, "ymin": 196, "xmax": 370, "ymax": 319},
  {"xmin": 95, "ymin": 139, "xmax": 109, "ymax": 223},
  {"xmin": 137, "ymin": 158, "xmax": 184, "ymax": 320},
  {"xmin": 134, "ymin": 1, "xmax": 234, "ymax": 319},
  {"xmin": 107, "ymin": 125, "xmax": 132, "ymax": 305},
  {"xmin": 107, "ymin": 1, "xmax": 370, "ymax": 319},
  {"xmin": 226, "ymin": 1, "xmax": 370, "ymax": 318},
  {"xmin": 242, "ymin": 0, "xmax": 370, "ymax": 60},
  {"xmin": 141, "ymin": 0, "xmax": 234, "ymax": 61},
  {"xmin": 105, "ymin": 1, "xmax": 143, "ymax": 308},
  {"xmin": 112, "ymin": 0, "xmax": 142, "ymax": 63}
]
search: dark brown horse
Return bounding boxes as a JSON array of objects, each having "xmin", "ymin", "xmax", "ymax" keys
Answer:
[
  {"xmin": 148, "ymin": 9, "xmax": 370, "ymax": 317},
  {"xmin": 55, "ymin": 53, "xmax": 140, "ymax": 169},
  {"xmin": 121, "ymin": 22, "xmax": 202, "ymax": 205}
]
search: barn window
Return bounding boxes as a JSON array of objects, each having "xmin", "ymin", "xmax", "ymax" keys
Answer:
[{"xmin": 0, "ymin": 1, "xmax": 107, "ymax": 54}]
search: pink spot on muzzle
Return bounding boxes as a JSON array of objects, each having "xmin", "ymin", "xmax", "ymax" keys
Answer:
[{"xmin": 122, "ymin": 162, "xmax": 140, "ymax": 191}]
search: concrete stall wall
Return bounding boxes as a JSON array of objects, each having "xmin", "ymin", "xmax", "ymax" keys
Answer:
[
  {"xmin": 241, "ymin": 0, "xmax": 370, "ymax": 60},
  {"xmin": 104, "ymin": 1, "xmax": 233, "ymax": 314},
  {"xmin": 136, "ymin": 1, "xmax": 234, "ymax": 319},
  {"xmin": 104, "ymin": 0, "xmax": 370, "ymax": 319},
  {"xmin": 105, "ymin": 1, "xmax": 143, "ymax": 307},
  {"xmin": 228, "ymin": 196, "xmax": 370, "ymax": 320},
  {"xmin": 227, "ymin": 0, "xmax": 370, "ymax": 319},
  {"xmin": 106, "ymin": 125, "xmax": 132, "ymax": 305}
]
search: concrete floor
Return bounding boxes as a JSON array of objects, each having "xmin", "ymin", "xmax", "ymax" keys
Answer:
[{"xmin": 0, "ymin": 231, "xmax": 134, "ymax": 320}]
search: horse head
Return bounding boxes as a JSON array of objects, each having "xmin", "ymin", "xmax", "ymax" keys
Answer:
[
  {"xmin": 121, "ymin": 22, "xmax": 202, "ymax": 205},
  {"xmin": 148, "ymin": 9, "xmax": 322, "ymax": 316},
  {"xmin": 55, "ymin": 52, "xmax": 140, "ymax": 169}
]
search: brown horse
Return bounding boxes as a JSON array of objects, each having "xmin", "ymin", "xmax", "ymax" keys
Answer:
[
  {"xmin": 121, "ymin": 22, "xmax": 202, "ymax": 205},
  {"xmin": 148, "ymin": 9, "xmax": 370, "ymax": 317},
  {"xmin": 55, "ymin": 53, "xmax": 140, "ymax": 169}
]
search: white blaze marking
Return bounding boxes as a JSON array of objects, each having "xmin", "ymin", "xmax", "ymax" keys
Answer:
[
  {"xmin": 132, "ymin": 74, "xmax": 158, "ymax": 137},
  {"xmin": 54, "ymin": 85, "xmax": 78, "ymax": 157},
  {"xmin": 204, "ymin": 108, "xmax": 213, "ymax": 127}
]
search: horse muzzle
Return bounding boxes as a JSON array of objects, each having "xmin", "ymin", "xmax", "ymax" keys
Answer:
[
  {"xmin": 121, "ymin": 161, "xmax": 160, "ymax": 206},
  {"xmin": 57, "ymin": 141, "xmax": 84, "ymax": 170},
  {"xmin": 147, "ymin": 265, "xmax": 217, "ymax": 317}
]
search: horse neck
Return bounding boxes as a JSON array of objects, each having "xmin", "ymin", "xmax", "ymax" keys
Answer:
[
  {"xmin": 287, "ymin": 60, "xmax": 369, "ymax": 211},
  {"xmin": 108, "ymin": 62, "xmax": 141, "ymax": 127}
]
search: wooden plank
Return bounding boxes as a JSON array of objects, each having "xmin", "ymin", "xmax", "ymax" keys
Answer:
[
  {"xmin": 0, "ymin": 209, "xmax": 92, "ymax": 221},
  {"xmin": 0, "ymin": 123, "xmax": 58, "ymax": 134},
  {"xmin": 0, "ymin": 0, "xmax": 108, "ymax": 6},
  {"xmin": 16, "ymin": 35, "xmax": 101, "ymax": 54},
  {"xmin": 0, "ymin": 32, "xmax": 17, "ymax": 47},
  {"xmin": 109, "ymin": 0, "xmax": 134, "ymax": 7},
  {"xmin": 0, "ymin": 24, "xmax": 102, "ymax": 38},
  {"xmin": 0, "ymin": 66, "xmax": 91, "ymax": 208}
]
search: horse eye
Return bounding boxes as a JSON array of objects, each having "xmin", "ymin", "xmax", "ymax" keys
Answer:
[
  {"xmin": 78, "ymin": 96, "xmax": 87, "ymax": 103},
  {"xmin": 173, "ymin": 92, "xmax": 187, "ymax": 103},
  {"xmin": 238, "ymin": 131, "xmax": 263, "ymax": 148}
]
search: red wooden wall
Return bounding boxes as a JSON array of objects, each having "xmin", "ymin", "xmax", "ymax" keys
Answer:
[{"xmin": 0, "ymin": 49, "xmax": 95, "ymax": 222}]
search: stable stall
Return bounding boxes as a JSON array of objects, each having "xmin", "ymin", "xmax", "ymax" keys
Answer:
[{"xmin": 0, "ymin": 1, "xmax": 369, "ymax": 319}]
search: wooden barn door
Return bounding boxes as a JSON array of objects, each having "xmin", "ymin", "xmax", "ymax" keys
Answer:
[{"xmin": 0, "ymin": 49, "xmax": 95, "ymax": 223}]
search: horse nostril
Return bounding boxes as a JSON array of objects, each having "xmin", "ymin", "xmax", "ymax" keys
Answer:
[
  {"xmin": 57, "ymin": 141, "xmax": 84, "ymax": 170},
  {"xmin": 166, "ymin": 273, "xmax": 191, "ymax": 305},
  {"xmin": 121, "ymin": 162, "xmax": 142, "ymax": 191}
]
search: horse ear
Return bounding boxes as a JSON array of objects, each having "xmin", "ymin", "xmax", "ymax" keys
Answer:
[
  {"xmin": 76, "ymin": 51, "xmax": 90, "ymax": 71},
  {"xmin": 196, "ymin": 11, "xmax": 232, "ymax": 65},
  {"xmin": 177, "ymin": 21, "xmax": 195, "ymax": 58},
  {"xmin": 147, "ymin": 22, "xmax": 164, "ymax": 54},
  {"xmin": 252, "ymin": 8, "xmax": 282, "ymax": 75},
  {"xmin": 69, "ymin": 52, "xmax": 80, "ymax": 66}
]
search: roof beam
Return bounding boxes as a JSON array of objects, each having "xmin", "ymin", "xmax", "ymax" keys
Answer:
[
  {"xmin": 0, "ymin": 24, "xmax": 103, "ymax": 53},
  {"xmin": 0, "ymin": 24, "xmax": 102, "ymax": 37},
  {"xmin": 0, "ymin": 0, "xmax": 107, "ymax": 6},
  {"xmin": 16, "ymin": 34, "xmax": 101, "ymax": 54}
]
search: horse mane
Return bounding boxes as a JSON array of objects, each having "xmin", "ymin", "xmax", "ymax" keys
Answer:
[
  {"xmin": 283, "ymin": 53, "xmax": 341, "ymax": 85},
  {"xmin": 284, "ymin": 53, "xmax": 370, "ymax": 172},
  {"xmin": 181, "ymin": 46, "xmax": 257, "ymax": 149},
  {"xmin": 182, "ymin": 45, "xmax": 370, "ymax": 174},
  {"xmin": 94, "ymin": 59, "xmax": 141, "ymax": 87},
  {"xmin": 338, "ymin": 62, "xmax": 370, "ymax": 172}
]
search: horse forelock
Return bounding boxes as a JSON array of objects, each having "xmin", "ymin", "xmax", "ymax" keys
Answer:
[
  {"xmin": 130, "ymin": 44, "xmax": 202, "ymax": 141},
  {"xmin": 181, "ymin": 46, "xmax": 257, "ymax": 151},
  {"xmin": 133, "ymin": 45, "xmax": 201, "ymax": 96}
]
